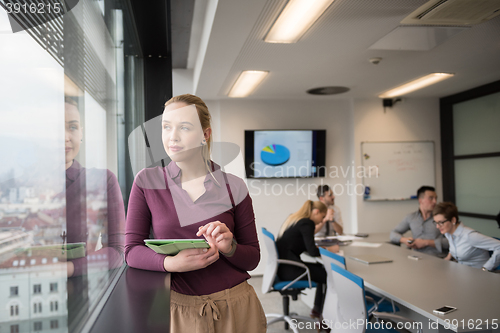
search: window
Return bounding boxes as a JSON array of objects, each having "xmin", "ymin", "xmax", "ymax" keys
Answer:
[
  {"xmin": 50, "ymin": 282, "xmax": 58, "ymax": 292},
  {"xmin": 33, "ymin": 302, "xmax": 42, "ymax": 313},
  {"xmin": 10, "ymin": 286, "xmax": 18, "ymax": 297},
  {"xmin": 34, "ymin": 284, "xmax": 42, "ymax": 294},
  {"xmin": 34, "ymin": 321, "xmax": 42, "ymax": 331},
  {"xmin": 10, "ymin": 304, "xmax": 19, "ymax": 316},
  {"xmin": 10, "ymin": 325, "xmax": 19, "ymax": 333},
  {"xmin": 50, "ymin": 320, "xmax": 59, "ymax": 329},
  {"xmin": 50, "ymin": 301, "xmax": 58, "ymax": 312},
  {"xmin": 440, "ymin": 81, "xmax": 500, "ymax": 238}
]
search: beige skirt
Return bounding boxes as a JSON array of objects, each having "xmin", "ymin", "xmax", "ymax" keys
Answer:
[{"xmin": 170, "ymin": 281, "xmax": 267, "ymax": 333}]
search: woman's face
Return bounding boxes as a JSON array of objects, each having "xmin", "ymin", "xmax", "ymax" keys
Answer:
[
  {"xmin": 434, "ymin": 214, "xmax": 454, "ymax": 234},
  {"xmin": 162, "ymin": 102, "xmax": 209, "ymax": 163},
  {"xmin": 65, "ymin": 103, "xmax": 83, "ymax": 166},
  {"xmin": 310, "ymin": 208, "xmax": 326, "ymax": 225}
]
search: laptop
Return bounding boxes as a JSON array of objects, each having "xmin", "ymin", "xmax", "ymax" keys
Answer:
[{"xmin": 348, "ymin": 254, "xmax": 393, "ymax": 265}]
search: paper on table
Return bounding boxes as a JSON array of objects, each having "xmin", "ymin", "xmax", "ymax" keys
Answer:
[
  {"xmin": 315, "ymin": 235, "xmax": 363, "ymax": 241},
  {"xmin": 350, "ymin": 242, "xmax": 382, "ymax": 248}
]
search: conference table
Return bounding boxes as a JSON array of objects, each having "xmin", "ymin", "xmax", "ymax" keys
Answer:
[{"xmin": 337, "ymin": 234, "xmax": 499, "ymax": 333}]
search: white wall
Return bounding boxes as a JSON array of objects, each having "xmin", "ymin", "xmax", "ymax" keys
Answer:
[{"xmin": 209, "ymin": 97, "xmax": 441, "ymax": 275}]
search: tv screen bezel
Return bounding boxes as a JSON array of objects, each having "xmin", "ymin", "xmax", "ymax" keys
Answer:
[{"xmin": 244, "ymin": 129, "xmax": 326, "ymax": 179}]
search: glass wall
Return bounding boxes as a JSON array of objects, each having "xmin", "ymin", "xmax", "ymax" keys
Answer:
[
  {"xmin": 0, "ymin": 1, "xmax": 143, "ymax": 331},
  {"xmin": 452, "ymin": 90, "xmax": 500, "ymax": 238}
]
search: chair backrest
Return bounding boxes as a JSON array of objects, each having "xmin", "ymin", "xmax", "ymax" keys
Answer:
[
  {"xmin": 319, "ymin": 247, "xmax": 346, "ymax": 325},
  {"xmin": 261, "ymin": 228, "xmax": 279, "ymax": 294},
  {"xmin": 329, "ymin": 263, "xmax": 368, "ymax": 333}
]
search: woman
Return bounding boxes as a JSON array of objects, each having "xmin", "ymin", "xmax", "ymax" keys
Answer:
[
  {"xmin": 276, "ymin": 200, "xmax": 339, "ymax": 320},
  {"xmin": 433, "ymin": 202, "xmax": 500, "ymax": 272},
  {"xmin": 125, "ymin": 94, "xmax": 266, "ymax": 333}
]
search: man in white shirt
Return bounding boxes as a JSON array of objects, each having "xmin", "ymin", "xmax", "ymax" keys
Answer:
[{"xmin": 315, "ymin": 185, "xmax": 344, "ymax": 236}]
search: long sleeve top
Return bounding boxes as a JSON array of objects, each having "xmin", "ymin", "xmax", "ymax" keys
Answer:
[
  {"xmin": 390, "ymin": 210, "xmax": 448, "ymax": 257},
  {"xmin": 445, "ymin": 223, "xmax": 500, "ymax": 271},
  {"xmin": 125, "ymin": 162, "xmax": 260, "ymax": 296},
  {"xmin": 276, "ymin": 218, "xmax": 320, "ymax": 263}
]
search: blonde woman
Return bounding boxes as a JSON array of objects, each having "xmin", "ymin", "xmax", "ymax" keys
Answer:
[
  {"xmin": 125, "ymin": 94, "xmax": 265, "ymax": 333},
  {"xmin": 276, "ymin": 200, "xmax": 339, "ymax": 320}
]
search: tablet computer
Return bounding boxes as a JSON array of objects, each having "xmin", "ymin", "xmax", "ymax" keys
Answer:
[
  {"xmin": 144, "ymin": 239, "xmax": 209, "ymax": 255},
  {"xmin": 15, "ymin": 242, "xmax": 87, "ymax": 260}
]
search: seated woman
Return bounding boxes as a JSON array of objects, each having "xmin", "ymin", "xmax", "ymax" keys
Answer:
[
  {"xmin": 276, "ymin": 200, "xmax": 339, "ymax": 319},
  {"xmin": 433, "ymin": 202, "xmax": 500, "ymax": 272}
]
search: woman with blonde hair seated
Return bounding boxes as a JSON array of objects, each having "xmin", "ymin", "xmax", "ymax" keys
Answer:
[
  {"xmin": 276, "ymin": 200, "xmax": 339, "ymax": 319},
  {"xmin": 433, "ymin": 202, "xmax": 500, "ymax": 272}
]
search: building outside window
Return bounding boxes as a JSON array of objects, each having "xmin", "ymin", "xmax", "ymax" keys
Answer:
[
  {"xmin": 9, "ymin": 286, "xmax": 18, "ymax": 297},
  {"xmin": 50, "ymin": 320, "xmax": 59, "ymax": 329},
  {"xmin": 10, "ymin": 325, "xmax": 19, "ymax": 333},
  {"xmin": 50, "ymin": 282, "xmax": 58, "ymax": 293},
  {"xmin": 10, "ymin": 304, "xmax": 19, "ymax": 316},
  {"xmin": 33, "ymin": 284, "xmax": 41, "ymax": 294},
  {"xmin": 34, "ymin": 321, "xmax": 42, "ymax": 331}
]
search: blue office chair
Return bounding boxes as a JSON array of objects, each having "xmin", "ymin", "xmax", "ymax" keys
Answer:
[
  {"xmin": 319, "ymin": 247, "xmax": 398, "ymax": 316},
  {"xmin": 327, "ymin": 262, "xmax": 421, "ymax": 333},
  {"xmin": 261, "ymin": 228, "xmax": 319, "ymax": 332}
]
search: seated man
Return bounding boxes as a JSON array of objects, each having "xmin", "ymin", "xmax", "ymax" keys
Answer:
[
  {"xmin": 390, "ymin": 186, "xmax": 448, "ymax": 257},
  {"xmin": 315, "ymin": 185, "xmax": 344, "ymax": 236}
]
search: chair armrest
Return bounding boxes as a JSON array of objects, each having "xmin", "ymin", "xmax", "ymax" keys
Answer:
[
  {"xmin": 277, "ymin": 259, "xmax": 309, "ymax": 270},
  {"xmin": 372, "ymin": 312, "xmax": 422, "ymax": 333},
  {"xmin": 276, "ymin": 259, "xmax": 313, "ymax": 290}
]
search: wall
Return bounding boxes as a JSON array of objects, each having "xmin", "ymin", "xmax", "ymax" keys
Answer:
[{"xmin": 209, "ymin": 97, "xmax": 441, "ymax": 275}]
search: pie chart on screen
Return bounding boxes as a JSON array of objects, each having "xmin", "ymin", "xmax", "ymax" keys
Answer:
[{"xmin": 261, "ymin": 144, "xmax": 290, "ymax": 166}]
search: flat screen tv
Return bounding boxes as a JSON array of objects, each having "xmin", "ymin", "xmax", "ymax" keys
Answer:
[{"xmin": 244, "ymin": 130, "xmax": 326, "ymax": 179}]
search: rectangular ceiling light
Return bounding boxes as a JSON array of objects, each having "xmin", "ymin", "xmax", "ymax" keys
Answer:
[
  {"xmin": 228, "ymin": 71, "xmax": 269, "ymax": 98},
  {"xmin": 264, "ymin": 0, "xmax": 334, "ymax": 43},
  {"xmin": 378, "ymin": 73, "xmax": 454, "ymax": 98}
]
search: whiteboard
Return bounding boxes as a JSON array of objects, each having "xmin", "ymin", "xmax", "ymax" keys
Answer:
[{"xmin": 361, "ymin": 141, "xmax": 435, "ymax": 201}]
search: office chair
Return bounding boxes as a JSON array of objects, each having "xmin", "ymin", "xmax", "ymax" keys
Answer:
[
  {"xmin": 319, "ymin": 247, "xmax": 398, "ymax": 316},
  {"xmin": 327, "ymin": 262, "xmax": 421, "ymax": 333},
  {"xmin": 261, "ymin": 228, "xmax": 319, "ymax": 332}
]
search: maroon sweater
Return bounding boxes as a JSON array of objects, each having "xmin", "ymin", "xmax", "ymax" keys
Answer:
[{"xmin": 125, "ymin": 162, "xmax": 260, "ymax": 296}]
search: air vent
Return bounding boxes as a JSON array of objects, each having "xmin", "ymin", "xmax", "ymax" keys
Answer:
[{"xmin": 401, "ymin": 0, "xmax": 500, "ymax": 26}]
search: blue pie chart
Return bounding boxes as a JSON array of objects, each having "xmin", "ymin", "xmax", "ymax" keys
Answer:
[{"xmin": 261, "ymin": 144, "xmax": 290, "ymax": 166}]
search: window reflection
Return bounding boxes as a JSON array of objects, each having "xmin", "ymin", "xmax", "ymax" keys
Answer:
[{"xmin": 0, "ymin": 1, "xmax": 129, "ymax": 331}]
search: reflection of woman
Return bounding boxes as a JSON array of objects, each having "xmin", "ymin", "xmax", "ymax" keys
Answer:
[
  {"xmin": 125, "ymin": 94, "xmax": 266, "ymax": 333},
  {"xmin": 64, "ymin": 98, "xmax": 125, "ymax": 276},
  {"xmin": 276, "ymin": 200, "xmax": 339, "ymax": 319},
  {"xmin": 433, "ymin": 202, "xmax": 500, "ymax": 272}
]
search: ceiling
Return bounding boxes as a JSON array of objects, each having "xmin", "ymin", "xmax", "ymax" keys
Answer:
[{"xmin": 182, "ymin": 0, "xmax": 500, "ymax": 100}]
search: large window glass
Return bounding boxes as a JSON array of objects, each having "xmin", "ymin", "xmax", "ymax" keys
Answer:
[{"xmin": 0, "ymin": 0, "xmax": 141, "ymax": 331}]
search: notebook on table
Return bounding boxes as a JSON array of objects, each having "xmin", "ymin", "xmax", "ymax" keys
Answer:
[{"xmin": 348, "ymin": 254, "xmax": 393, "ymax": 264}]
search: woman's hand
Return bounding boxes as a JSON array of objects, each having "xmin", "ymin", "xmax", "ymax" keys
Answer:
[
  {"xmin": 196, "ymin": 221, "xmax": 234, "ymax": 254},
  {"xmin": 444, "ymin": 252, "xmax": 452, "ymax": 261},
  {"xmin": 163, "ymin": 243, "xmax": 219, "ymax": 272}
]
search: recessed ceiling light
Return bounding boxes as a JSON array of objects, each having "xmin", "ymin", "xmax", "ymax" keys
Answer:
[
  {"xmin": 307, "ymin": 86, "xmax": 350, "ymax": 95},
  {"xmin": 228, "ymin": 71, "xmax": 269, "ymax": 98},
  {"xmin": 264, "ymin": 0, "xmax": 335, "ymax": 43},
  {"xmin": 379, "ymin": 73, "xmax": 454, "ymax": 98}
]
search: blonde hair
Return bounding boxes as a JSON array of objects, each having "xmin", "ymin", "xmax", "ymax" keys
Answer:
[
  {"xmin": 164, "ymin": 94, "xmax": 214, "ymax": 177},
  {"xmin": 277, "ymin": 200, "xmax": 327, "ymax": 239}
]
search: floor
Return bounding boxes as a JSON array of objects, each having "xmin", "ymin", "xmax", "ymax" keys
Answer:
[{"xmin": 247, "ymin": 276, "xmax": 322, "ymax": 333}]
